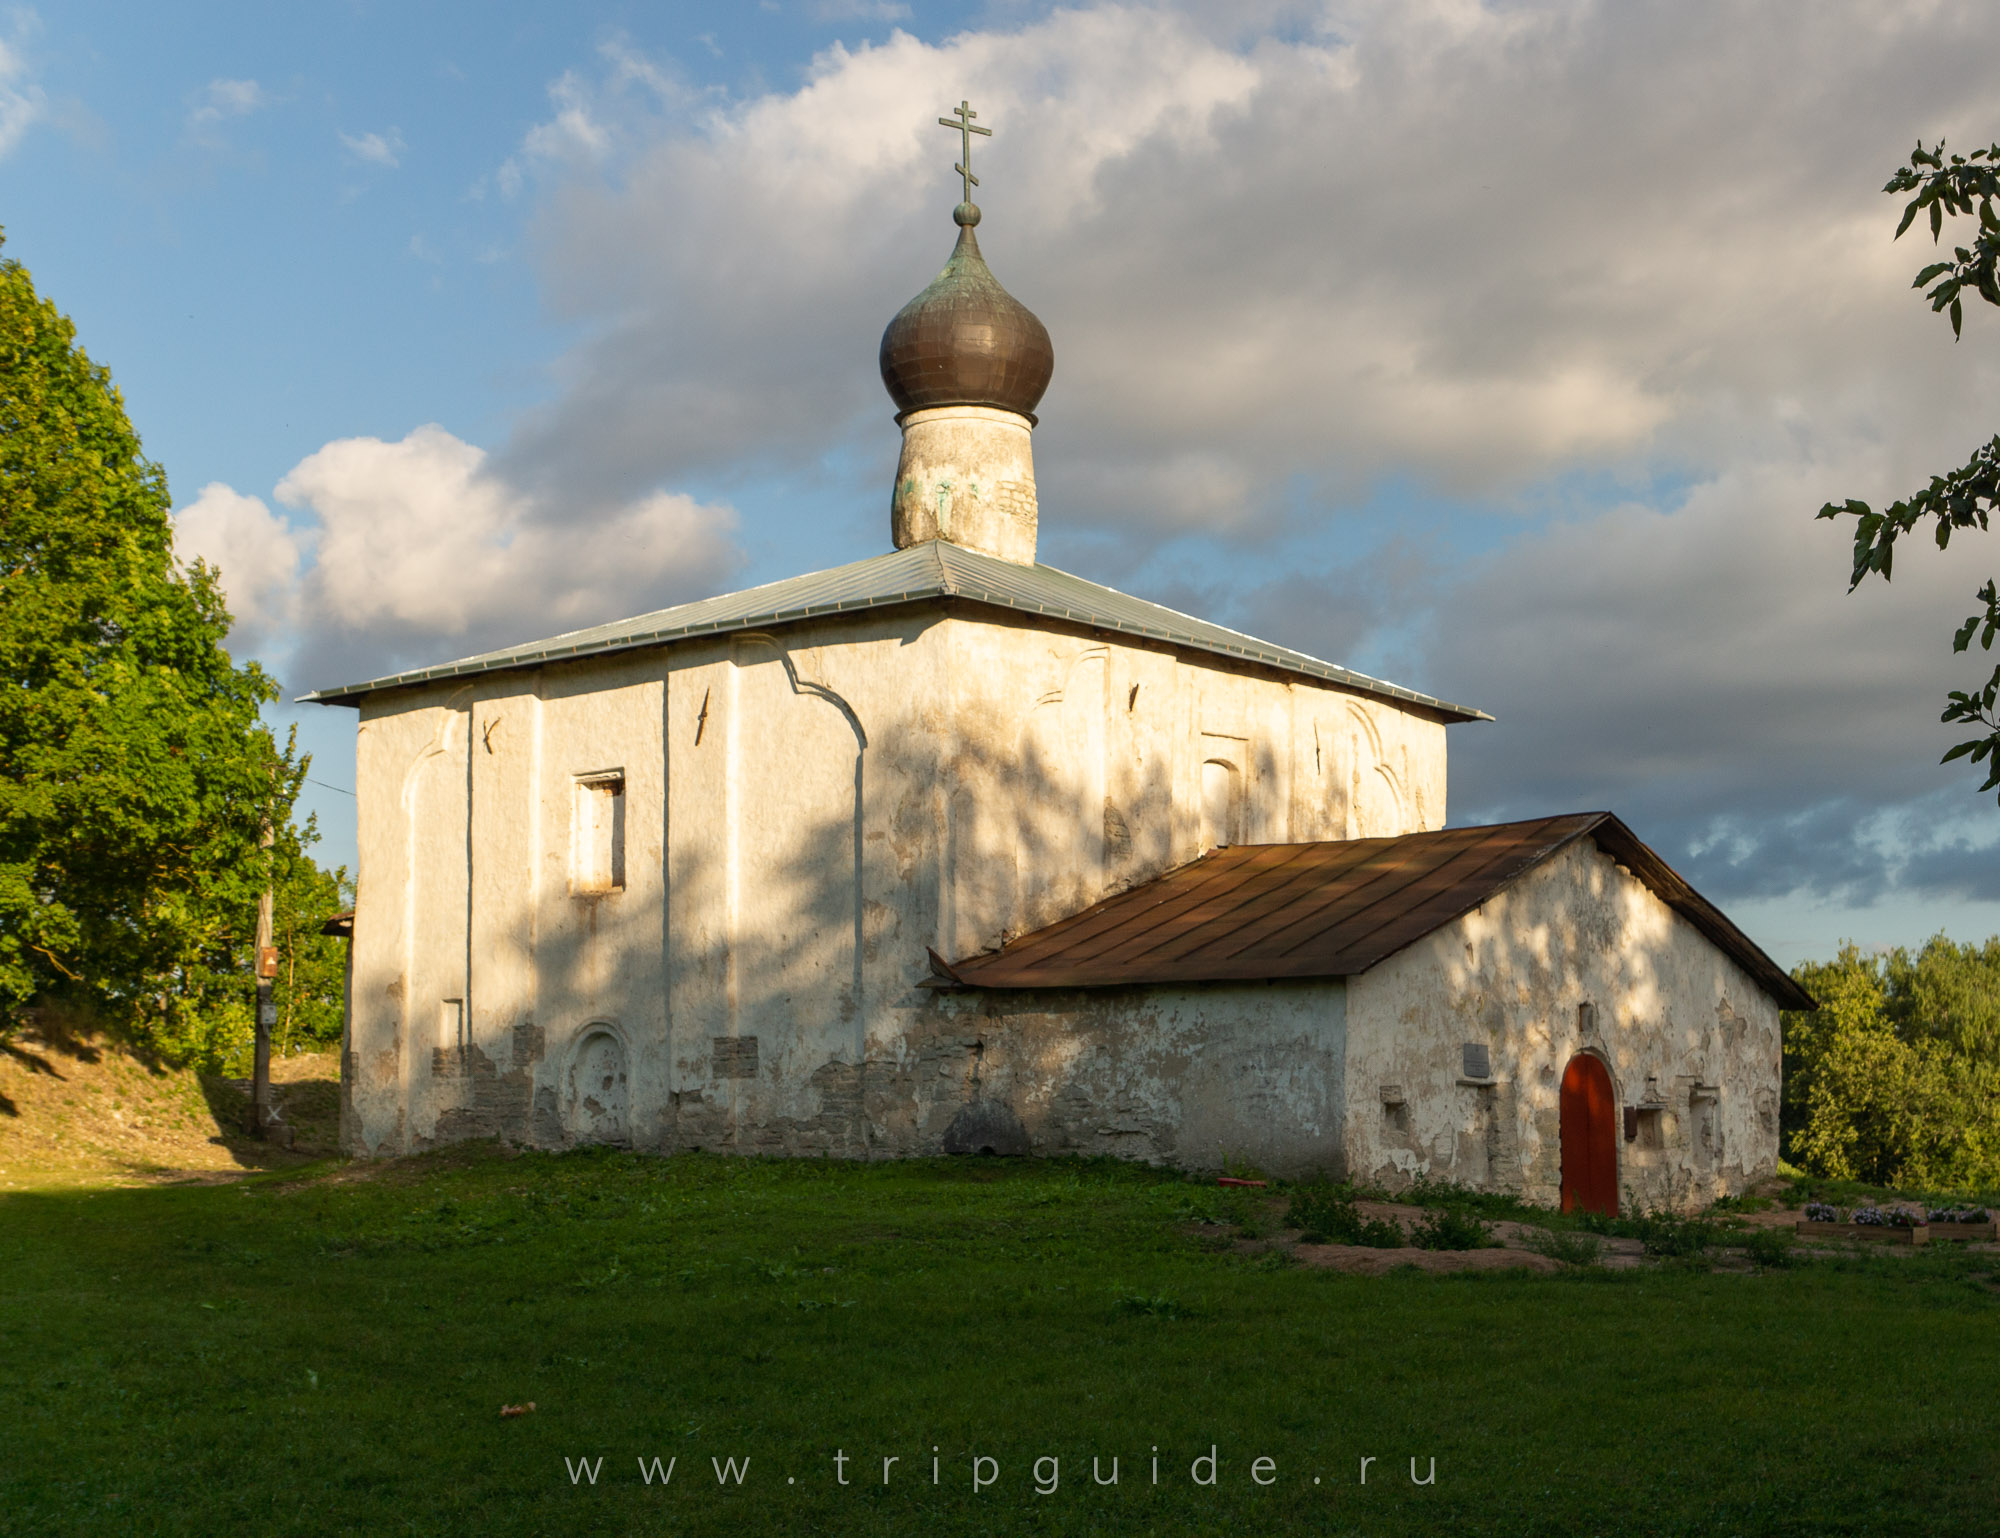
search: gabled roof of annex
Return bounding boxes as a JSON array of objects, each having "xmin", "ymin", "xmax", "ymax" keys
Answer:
[
  {"xmin": 931, "ymin": 812, "xmax": 1815, "ymax": 1011},
  {"xmin": 299, "ymin": 539, "xmax": 1490, "ymax": 721}
]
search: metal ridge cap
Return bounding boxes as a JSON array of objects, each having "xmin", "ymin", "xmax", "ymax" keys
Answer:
[{"xmin": 939, "ymin": 550, "xmax": 1490, "ymax": 721}]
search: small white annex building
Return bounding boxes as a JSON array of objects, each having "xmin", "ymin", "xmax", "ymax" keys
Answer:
[{"xmin": 308, "ymin": 144, "xmax": 1810, "ymax": 1212}]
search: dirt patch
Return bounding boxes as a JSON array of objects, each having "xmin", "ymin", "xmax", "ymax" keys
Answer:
[
  {"xmin": 1291, "ymin": 1238, "xmax": 1564, "ymax": 1275},
  {"xmin": 1215, "ymin": 1196, "xmax": 1683, "ymax": 1274},
  {"xmin": 0, "ymin": 1029, "xmax": 342, "ymax": 1190},
  {"xmin": 294, "ymin": 1137, "xmax": 521, "ymax": 1190}
]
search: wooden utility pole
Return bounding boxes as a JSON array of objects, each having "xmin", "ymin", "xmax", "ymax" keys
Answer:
[{"xmin": 249, "ymin": 819, "xmax": 279, "ymax": 1139}]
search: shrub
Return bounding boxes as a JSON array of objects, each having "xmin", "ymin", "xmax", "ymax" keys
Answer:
[
  {"xmin": 1635, "ymin": 1213, "xmax": 1716, "ymax": 1258},
  {"xmin": 1739, "ymin": 1229, "xmax": 1798, "ymax": 1269},
  {"xmin": 1524, "ymin": 1228, "xmax": 1601, "ymax": 1267},
  {"xmin": 1286, "ymin": 1185, "xmax": 1403, "ymax": 1248},
  {"xmin": 1410, "ymin": 1206, "xmax": 1495, "ymax": 1251}
]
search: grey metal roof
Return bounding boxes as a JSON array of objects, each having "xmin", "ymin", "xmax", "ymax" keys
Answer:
[{"xmin": 299, "ymin": 540, "xmax": 1490, "ymax": 721}]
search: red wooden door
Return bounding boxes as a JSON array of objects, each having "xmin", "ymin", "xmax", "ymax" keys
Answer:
[{"xmin": 1560, "ymin": 1054, "xmax": 1618, "ymax": 1216}]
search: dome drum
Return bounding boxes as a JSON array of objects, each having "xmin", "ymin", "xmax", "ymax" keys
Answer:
[{"xmin": 890, "ymin": 404, "xmax": 1039, "ymax": 565}]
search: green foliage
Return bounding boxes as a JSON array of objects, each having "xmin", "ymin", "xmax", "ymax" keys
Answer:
[
  {"xmin": 1783, "ymin": 938, "xmax": 2000, "ymax": 1189},
  {"xmin": 1633, "ymin": 1214, "xmax": 1716, "ymax": 1259},
  {"xmin": 1409, "ymin": 1205, "xmax": 1495, "ymax": 1251},
  {"xmin": 180, "ymin": 835, "xmax": 352, "ymax": 1068},
  {"xmin": 1817, "ymin": 140, "xmax": 2000, "ymax": 798},
  {"xmin": 1522, "ymin": 1227, "xmax": 1601, "ymax": 1267},
  {"xmin": 0, "ymin": 232, "xmax": 333, "ymax": 1064},
  {"xmin": 1736, "ymin": 1228, "xmax": 1798, "ymax": 1269},
  {"xmin": 1708, "ymin": 1193, "xmax": 1773, "ymax": 1214},
  {"xmin": 1570, "ymin": 1207, "xmax": 1716, "ymax": 1257},
  {"xmin": 1400, "ymin": 1172, "xmax": 1530, "ymax": 1218},
  {"xmin": 1221, "ymin": 1189, "xmax": 1268, "ymax": 1239},
  {"xmin": 1284, "ymin": 1183, "xmax": 1403, "ymax": 1247}
]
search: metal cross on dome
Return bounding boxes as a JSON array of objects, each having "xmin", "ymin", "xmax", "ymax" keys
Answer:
[{"xmin": 938, "ymin": 100, "xmax": 991, "ymax": 203}]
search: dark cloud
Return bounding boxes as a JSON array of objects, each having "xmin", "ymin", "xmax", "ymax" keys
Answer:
[{"xmin": 500, "ymin": 1, "xmax": 2000, "ymax": 535}]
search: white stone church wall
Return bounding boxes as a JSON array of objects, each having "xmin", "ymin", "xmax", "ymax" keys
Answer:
[
  {"xmin": 1342, "ymin": 839, "xmax": 1782, "ymax": 1211},
  {"xmin": 912, "ymin": 979, "xmax": 1348, "ymax": 1175},
  {"xmin": 342, "ymin": 603, "xmax": 1449, "ymax": 1158}
]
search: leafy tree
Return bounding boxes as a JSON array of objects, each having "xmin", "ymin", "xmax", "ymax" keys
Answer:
[
  {"xmin": 1780, "ymin": 943, "xmax": 1884, "ymax": 1154},
  {"xmin": 162, "ymin": 822, "xmax": 353, "ymax": 1068},
  {"xmin": 0, "ymin": 232, "xmax": 309, "ymax": 1061},
  {"xmin": 1818, "ymin": 141, "xmax": 2000, "ymax": 800},
  {"xmin": 1783, "ymin": 937, "xmax": 2000, "ymax": 1188}
]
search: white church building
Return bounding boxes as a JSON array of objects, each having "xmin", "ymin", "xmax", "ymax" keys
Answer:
[{"xmin": 308, "ymin": 124, "xmax": 1810, "ymax": 1213}]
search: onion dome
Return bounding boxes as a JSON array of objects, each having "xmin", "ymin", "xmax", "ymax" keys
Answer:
[{"xmin": 879, "ymin": 203, "xmax": 1054, "ymax": 422}]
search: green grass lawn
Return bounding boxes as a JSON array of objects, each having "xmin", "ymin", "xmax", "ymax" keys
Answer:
[{"xmin": 4, "ymin": 1147, "xmax": 1998, "ymax": 1537}]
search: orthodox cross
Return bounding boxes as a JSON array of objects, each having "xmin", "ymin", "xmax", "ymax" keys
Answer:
[{"xmin": 938, "ymin": 100, "xmax": 991, "ymax": 203}]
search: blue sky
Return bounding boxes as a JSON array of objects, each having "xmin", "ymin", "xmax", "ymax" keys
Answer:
[{"xmin": 7, "ymin": 0, "xmax": 2000, "ymax": 964}]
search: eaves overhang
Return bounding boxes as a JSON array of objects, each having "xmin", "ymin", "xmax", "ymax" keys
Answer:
[{"xmin": 298, "ymin": 540, "xmax": 1490, "ymax": 723}]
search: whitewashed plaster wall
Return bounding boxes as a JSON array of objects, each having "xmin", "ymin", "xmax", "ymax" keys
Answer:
[
  {"xmin": 1343, "ymin": 839, "xmax": 1783, "ymax": 1211},
  {"xmin": 920, "ymin": 979, "xmax": 1348, "ymax": 1175},
  {"xmin": 342, "ymin": 600, "xmax": 1449, "ymax": 1158}
]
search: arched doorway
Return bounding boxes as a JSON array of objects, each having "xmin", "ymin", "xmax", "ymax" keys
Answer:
[{"xmin": 1559, "ymin": 1053, "xmax": 1618, "ymax": 1216}]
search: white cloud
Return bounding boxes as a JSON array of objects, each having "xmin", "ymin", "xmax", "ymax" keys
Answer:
[
  {"xmin": 187, "ymin": 77, "xmax": 265, "ymax": 130},
  {"xmin": 496, "ymin": 37, "xmax": 704, "ymax": 200},
  {"xmin": 340, "ymin": 128, "xmax": 405, "ymax": 168},
  {"xmin": 171, "ymin": 482, "xmax": 304, "ymax": 655},
  {"xmin": 0, "ymin": 21, "xmax": 46, "ymax": 159},
  {"xmin": 227, "ymin": 2, "xmax": 2000, "ymax": 924},
  {"xmin": 269, "ymin": 425, "xmax": 739, "ymax": 688},
  {"xmin": 487, "ymin": 0, "xmax": 2000, "ymax": 534}
]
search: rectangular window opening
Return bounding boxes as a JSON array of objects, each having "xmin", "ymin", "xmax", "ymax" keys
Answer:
[
  {"xmin": 574, "ymin": 773, "xmax": 626, "ymax": 893},
  {"xmin": 440, "ymin": 998, "xmax": 466, "ymax": 1056}
]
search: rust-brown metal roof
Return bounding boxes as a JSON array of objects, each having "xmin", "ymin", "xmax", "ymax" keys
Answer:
[{"xmin": 936, "ymin": 813, "xmax": 1814, "ymax": 1011}]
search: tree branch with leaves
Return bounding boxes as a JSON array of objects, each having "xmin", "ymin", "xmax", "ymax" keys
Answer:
[{"xmin": 1818, "ymin": 140, "xmax": 2000, "ymax": 798}]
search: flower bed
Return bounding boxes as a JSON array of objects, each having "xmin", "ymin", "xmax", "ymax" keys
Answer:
[{"xmin": 1924, "ymin": 1207, "xmax": 1997, "ymax": 1241}]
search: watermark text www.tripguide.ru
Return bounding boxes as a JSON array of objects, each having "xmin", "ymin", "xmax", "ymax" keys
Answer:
[{"xmin": 564, "ymin": 1448, "xmax": 1440, "ymax": 1494}]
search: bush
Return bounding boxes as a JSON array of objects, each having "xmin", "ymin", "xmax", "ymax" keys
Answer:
[
  {"xmin": 1524, "ymin": 1228, "xmax": 1601, "ymax": 1267},
  {"xmin": 1635, "ymin": 1214, "xmax": 1716, "ymax": 1258},
  {"xmin": 1410, "ymin": 1206, "xmax": 1495, "ymax": 1251},
  {"xmin": 1738, "ymin": 1229, "xmax": 1798, "ymax": 1269},
  {"xmin": 1402, "ymin": 1173, "xmax": 1528, "ymax": 1218},
  {"xmin": 1286, "ymin": 1185, "xmax": 1403, "ymax": 1248}
]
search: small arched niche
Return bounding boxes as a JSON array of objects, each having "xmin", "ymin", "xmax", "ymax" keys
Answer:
[
  {"xmin": 1200, "ymin": 759, "xmax": 1243, "ymax": 852},
  {"xmin": 564, "ymin": 1026, "xmax": 630, "ymax": 1146}
]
